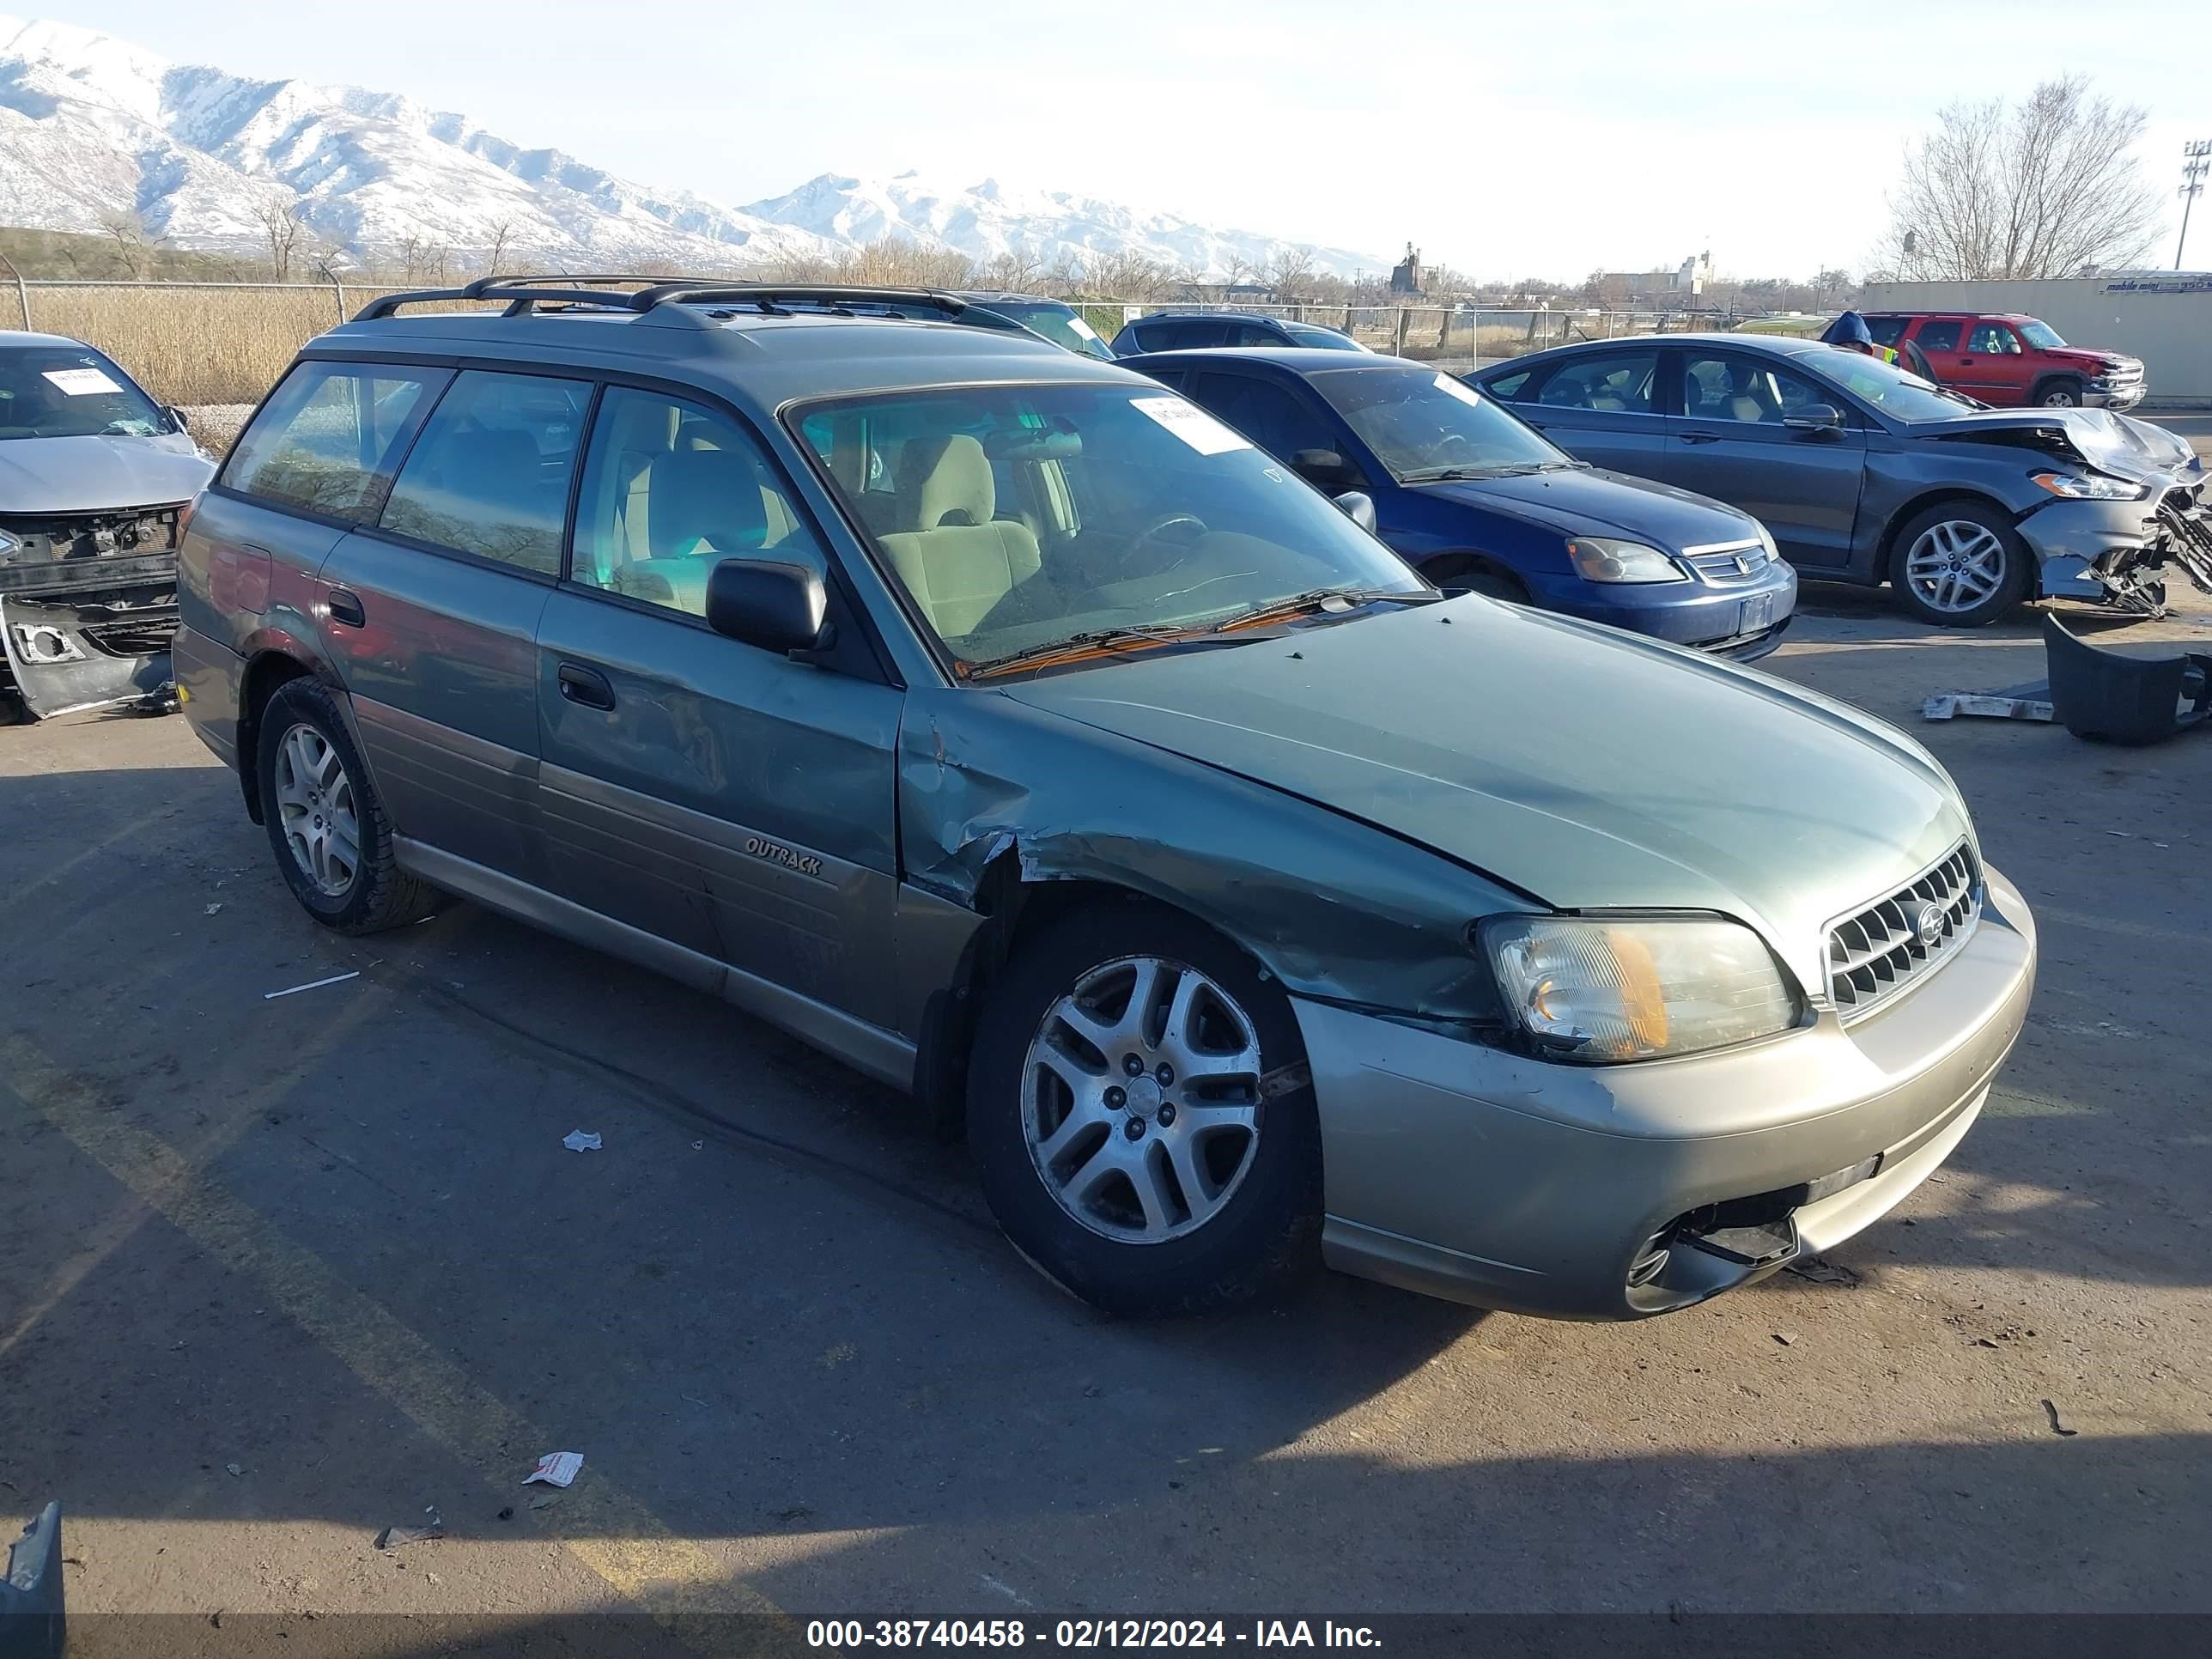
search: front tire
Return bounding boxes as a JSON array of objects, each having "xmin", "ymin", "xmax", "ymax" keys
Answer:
[
  {"xmin": 967, "ymin": 901, "xmax": 1322, "ymax": 1315},
  {"xmin": 255, "ymin": 678, "xmax": 440, "ymax": 933},
  {"xmin": 2035, "ymin": 379, "xmax": 2084, "ymax": 408},
  {"xmin": 1891, "ymin": 501, "xmax": 2031, "ymax": 628}
]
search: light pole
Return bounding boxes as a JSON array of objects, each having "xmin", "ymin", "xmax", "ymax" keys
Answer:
[{"xmin": 2180, "ymin": 140, "xmax": 2212, "ymax": 271}]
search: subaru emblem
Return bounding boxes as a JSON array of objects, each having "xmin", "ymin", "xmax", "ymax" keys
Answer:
[{"xmin": 1912, "ymin": 900, "xmax": 1946, "ymax": 949}]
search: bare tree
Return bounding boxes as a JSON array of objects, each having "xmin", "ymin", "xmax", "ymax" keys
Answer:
[
  {"xmin": 97, "ymin": 209, "xmax": 163, "ymax": 279},
  {"xmin": 1261, "ymin": 246, "xmax": 1316, "ymax": 303},
  {"xmin": 1877, "ymin": 76, "xmax": 2164, "ymax": 280},
  {"xmin": 978, "ymin": 248, "xmax": 1044, "ymax": 292},
  {"xmin": 252, "ymin": 186, "xmax": 310, "ymax": 280},
  {"xmin": 485, "ymin": 220, "xmax": 515, "ymax": 276}
]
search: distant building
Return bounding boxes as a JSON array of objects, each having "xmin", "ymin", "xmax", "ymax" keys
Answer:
[
  {"xmin": 1602, "ymin": 251, "xmax": 1712, "ymax": 303},
  {"xmin": 1389, "ymin": 242, "xmax": 1425, "ymax": 297}
]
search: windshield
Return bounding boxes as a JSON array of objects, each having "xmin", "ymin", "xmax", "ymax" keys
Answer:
[
  {"xmin": 1283, "ymin": 324, "xmax": 1366, "ymax": 352},
  {"xmin": 973, "ymin": 301, "xmax": 1117, "ymax": 361},
  {"xmin": 1812, "ymin": 347, "xmax": 1973, "ymax": 422},
  {"xmin": 1313, "ymin": 366, "xmax": 1570, "ymax": 479},
  {"xmin": 2017, "ymin": 319, "xmax": 2067, "ymax": 349},
  {"xmin": 0, "ymin": 344, "xmax": 170, "ymax": 441},
  {"xmin": 793, "ymin": 383, "xmax": 1424, "ymax": 674}
]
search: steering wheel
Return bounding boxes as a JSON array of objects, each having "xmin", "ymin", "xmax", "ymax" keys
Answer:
[{"xmin": 1426, "ymin": 431, "xmax": 1474, "ymax": 465}]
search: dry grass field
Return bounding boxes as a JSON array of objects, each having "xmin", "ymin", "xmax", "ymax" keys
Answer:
[{"xmin": 19, "ymin": 285, "xmax": 403, "ymax": 406}]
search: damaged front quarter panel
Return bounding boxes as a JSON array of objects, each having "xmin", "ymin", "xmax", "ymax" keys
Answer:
[{"xmin": 897, "ymin": 685, "xmax": 1528, "ymax": 1027}]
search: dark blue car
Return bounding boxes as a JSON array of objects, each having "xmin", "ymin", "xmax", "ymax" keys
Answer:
[{"xmin": 1122, "ymin": 347, "xmax": 1797, "ymax": 659}]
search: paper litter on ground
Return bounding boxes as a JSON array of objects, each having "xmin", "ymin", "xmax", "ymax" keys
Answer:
[{"xmin": 524, "ymin": 1451, "xmax": 583, "ymax": 1487}]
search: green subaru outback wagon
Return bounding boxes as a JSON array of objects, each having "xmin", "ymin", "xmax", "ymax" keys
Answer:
[{"xmin": 174, "ymin": 276, "xmax": 2037, "ymax": 1319}]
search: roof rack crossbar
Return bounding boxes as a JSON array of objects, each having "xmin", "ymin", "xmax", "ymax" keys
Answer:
[{"xmin": 354, "ymin": 279, "xmax": 986, "ymax": 325}]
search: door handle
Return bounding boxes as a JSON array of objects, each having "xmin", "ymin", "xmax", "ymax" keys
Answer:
[
  {"xmin": 1960, "ymin": 356, "xmax": 1975, "ymax": 365},
  {"xmin": 1677, "ymin": 431, "xmax": 1721, "ymax": 445},
  {"xmin": 557, "ymin": 661, "xmax": 616, "ymax": 710},
  {"xmin": 326, "ymin": 586, "xmax": 366, "ymax": 629}
]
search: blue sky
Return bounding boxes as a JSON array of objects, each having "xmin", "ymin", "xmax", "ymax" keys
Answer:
[{"xmin": 38, "ymin": 0, "xmax": 2212, "ymax": 278}]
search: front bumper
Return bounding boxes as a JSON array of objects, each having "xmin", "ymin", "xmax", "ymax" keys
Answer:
[
  {"xmin": 2017, "ymin": 489, "xmax": 2205, "ymax": 601},
  {"xmin": 1296, "ymin": 863, "xmax": 2037, "ymax": 1319},
  {"xmin": 1526, "ymin": 559, "xmax": 1798, "ymax": 660},
  {"xmin": 2083, "ymin": 382, "xmax": 2145, "ymax": 411},
  {"xmin": 0, "ymin": 554, "xmax": 179, "ymax": 719}
]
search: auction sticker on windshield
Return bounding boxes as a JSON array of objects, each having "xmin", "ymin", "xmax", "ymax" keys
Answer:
[
  {"xmin": 1133, "ymin": 395, "xmax": 1251, "ymax": 455},
  {"xmin": 1069, "ymin": 315, "xmax": 1103, "ymax": 341},
  {"xmin": 43, "ymin": 368, "xmax": 124, "ymax": 396},
  {"xmin": 1433, "ymin": 373, "xmax": 1484, "ymax": 406}
]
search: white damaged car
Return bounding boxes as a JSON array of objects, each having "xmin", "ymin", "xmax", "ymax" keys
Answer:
[{"xmin": 1, "ymin": 331, "xmax": 214, "ymax": 720}]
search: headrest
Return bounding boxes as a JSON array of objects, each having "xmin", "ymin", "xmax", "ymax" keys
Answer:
[
  {"xmin": 896, "ymin": 434, "xmax": 994, "ymax": 530},
  {"xmin": 652, "ymin": 446, "xmax": 769, "ymax": 556}
]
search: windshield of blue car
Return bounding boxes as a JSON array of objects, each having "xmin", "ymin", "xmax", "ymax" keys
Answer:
[
  {"xmin": 0, "ymin": 345, "xmax": 171, "ymax": 441},
  {"xmin": 2017, "ymin": 319, "xmax": 2067, "ymax": 349},
  {"xmin": 974, "ymin": 301, "xmax": 1117, "ymax": 361},
  {"xmin": 1811, "ymin": 348, "xmax": 1972, "ymax": 422},
  {"xmin": 1312, "ymin": 366, "xmax": 1571, "ymax": 479},
  {"xmin": 793, "ymin": 383, "xmax": 1425, "ymax": 674}
]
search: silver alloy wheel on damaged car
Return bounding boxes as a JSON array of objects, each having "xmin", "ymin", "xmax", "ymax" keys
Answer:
[
  {"xmin": 1903, "ymin": 520, "xmax": 2011, "ymax": 617},
  {"xmin": 274, "ymin": 721, "xmax": 361, "ymax": 896},
  {"xmin": 1021, "ymin": 955, "xmax": 1264, "ymax": 1243}
]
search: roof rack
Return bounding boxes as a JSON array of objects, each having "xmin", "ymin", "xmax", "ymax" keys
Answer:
[{"xmin": 354, "ymin": 279, "xmax": 979, "ymax": 324}]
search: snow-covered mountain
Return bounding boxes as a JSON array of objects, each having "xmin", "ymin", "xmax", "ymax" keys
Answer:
[
  {"xmin": 0, "ymin": 15, "xmax": 1386, "ymax": 279},
  {"xmin": 744, "ymin": 171, "xmax": 1387, "ymax": 281}
]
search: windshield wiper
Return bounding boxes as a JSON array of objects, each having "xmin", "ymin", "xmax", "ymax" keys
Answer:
[
  {"xmin": 963, "ymin": 623, "xmax": 1233, "ymax": 680},
  {"xmin": 1400, "ymin": 459, "xmax": 1583, "ymax": 483},
  {"xmin": 1210, "ymin": 586, "xmax": 1442, "ymax": 632}
]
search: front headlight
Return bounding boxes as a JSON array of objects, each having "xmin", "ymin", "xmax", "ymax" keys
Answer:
[
  {"xmin": 1565, "ymin": 537, "xmax": 1686, "ymax": 584},
  {"xmin": 0, "ymin": 529, "xmax": 19, "ymax": 559},
  {"xmin": 2030, "ymin": 471, "xmax": 2147, "ymax": 501},
  {"xmin": 1478, "ymin": 915, "xmax": 1802, "ymax": 1063},
  {"xmin": 1753, "ymin": 520, "xmax": 1778, "ymax": 562}
]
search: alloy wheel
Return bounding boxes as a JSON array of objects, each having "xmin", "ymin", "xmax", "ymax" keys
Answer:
[
  {"xmin": 1020, "ymin": 956, "xmax": 1264, "ymax": 1243},
  {"xmin": 274, "ymin": 722, "xmax": 361, "ymax": 896},
  {"xmin": 2040, "ymin": 387, "xmax": 2081, "ymax": 407},
  {"xmin": 1904, "ymin": 521, "xmax": 2009, "ymax": 616}
]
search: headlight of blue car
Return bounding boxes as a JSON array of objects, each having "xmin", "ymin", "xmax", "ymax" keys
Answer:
[
  {"xmin": 1477, "ymin": 915, "xmax": 1803, "ymax": 1062},
  {"xmin": 1565, "ymin": 538, "xmax": 1687, "ymax": 584}
]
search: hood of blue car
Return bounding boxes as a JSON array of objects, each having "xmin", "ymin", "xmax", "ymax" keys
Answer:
[
  {"xmin": 1407, "ymin": 465, "xmax": 1759, "ymax": 551},
  {"xmin": 1003, "ymin": 597, "xmax": 1968, "ymax": 994}
]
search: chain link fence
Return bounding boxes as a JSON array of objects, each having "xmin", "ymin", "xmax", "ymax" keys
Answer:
[{"xmin": 7, "ymin": 278, "xmax": 1760, "ymax": 408}]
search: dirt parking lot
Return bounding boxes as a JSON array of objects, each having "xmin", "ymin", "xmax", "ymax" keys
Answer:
[{"xmin": 3, "ymin": 586, "xmax": 2209, "ymax": 1651}]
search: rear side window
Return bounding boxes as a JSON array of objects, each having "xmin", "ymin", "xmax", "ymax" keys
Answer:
[
  {"xmin": 1916, "ymin": 319, "xmax": 1963, "ymax": 352},
  {"xmin": 223, "ymin": 362, "xmax": 446, "ymax": 520},
  {"xmin": 1486, "ymin": 368, "xmax": 1534, "ymax": 400},
  {"xmin": 1534, "ymin": 350, "xmax": 1658, "ymax": 414},
  {"xmin": 1867, "ymin": 317, "xmax": 1908, "ymax": 347},
  {"xmin": 379, "ymin": 371, "xmax": 592, "ymax": 574}
]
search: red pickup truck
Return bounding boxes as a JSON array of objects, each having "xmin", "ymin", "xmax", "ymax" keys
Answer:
[{"xmin": 1863, "ymin": 312, "xmax": 2145, "ymax": 410}]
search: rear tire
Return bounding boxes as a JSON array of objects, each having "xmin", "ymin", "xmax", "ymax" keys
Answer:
[
  {"xmin": 1890, "ymin": 501, "xmax": 2031, "ymax": 628},
  {"xmin": 967, "ymin": 901, "xmax": 1322, "ymax": 1315},
  {"xmin": 255, "ymin": 678, "xmax": 440, "ymax": 934}
]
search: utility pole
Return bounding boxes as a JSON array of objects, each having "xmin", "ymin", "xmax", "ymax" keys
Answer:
[{"xmin": 2180, "ymin": 140, "xmax": 2211, "ymax": 270}]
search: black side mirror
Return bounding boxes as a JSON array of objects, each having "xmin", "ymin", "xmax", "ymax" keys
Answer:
[
  {"xmin": 706, "ymin": 559, "xmax": 828, "ymax": 654},
  {"xmin": 1291, "ymin": 447, "xmax": 1360, "ymax": 490},
  {"xmin": 1334, "ymin": 490, "xmax": 1377, "ymax": 534},
  {"xmin": 1784, "ymin": 404, "xmax": 1844, "ymax": 436},
  {"xmin": 167, "ymin": 405, "xmax": 191, "ymax": 431}
]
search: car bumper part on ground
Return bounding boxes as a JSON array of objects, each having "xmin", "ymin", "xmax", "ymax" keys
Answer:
[
  {"xmin": 1526, "ymin": 561, "xmax": 1799, "ymax": 660},
  {"xmin": 1297, "ymin": 862, "xmax": 2037, "ymax": 1319}
]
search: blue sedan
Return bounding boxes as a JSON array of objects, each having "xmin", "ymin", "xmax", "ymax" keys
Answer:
[{"xmin": 1121, "ymin": 347, "xmax": 1798, "ymax": 659}]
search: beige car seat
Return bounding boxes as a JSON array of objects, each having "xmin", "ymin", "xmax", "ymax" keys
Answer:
[{"xmin": 875, "ymin": 434, "xmax": 1041, "ymax": 637}]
